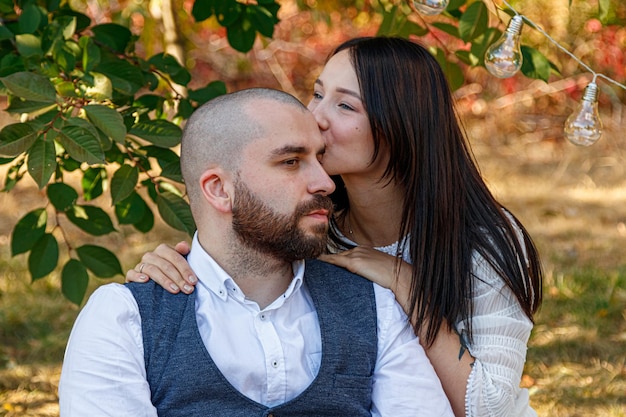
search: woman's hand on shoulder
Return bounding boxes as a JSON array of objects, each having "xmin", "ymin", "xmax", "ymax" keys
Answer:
[
  {"xmin": 125, "ymin": 241, "xmax": 196, "ymax": 294},
  {"xmin": 318, "ymin": 247, "xmax": 402, "ymax": 289}
]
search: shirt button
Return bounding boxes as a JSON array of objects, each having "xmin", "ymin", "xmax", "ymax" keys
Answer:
[
  {"xmin": 260, "ymin": 314, "xmax": 266, "ymax": 320},
  {"xmin": 272, "ymin": 360, "xmax": 278, "ymax": 368}
]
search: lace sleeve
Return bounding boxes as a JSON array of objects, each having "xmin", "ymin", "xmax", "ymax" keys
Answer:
[{"xmin": 457, "ymin": 253, "xmax": 537, "ymax": 417}]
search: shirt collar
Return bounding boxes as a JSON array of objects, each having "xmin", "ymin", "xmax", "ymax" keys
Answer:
[{"xmin": 187, "ymin": 233, "xmax": 305, "ymax": 305}]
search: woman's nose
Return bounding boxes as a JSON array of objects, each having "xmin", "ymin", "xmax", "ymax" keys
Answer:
[{"xmin": 308, "ymin": 101, "xmax": 329, "ymax": 131}]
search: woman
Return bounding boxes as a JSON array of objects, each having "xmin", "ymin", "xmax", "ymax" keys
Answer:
[{"xmin": 127, "ymin": 37, "xmax": 543, "ymax": 417}]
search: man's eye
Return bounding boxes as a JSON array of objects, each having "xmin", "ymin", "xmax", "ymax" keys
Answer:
[{"xmin": 283, "ymin": 159, "xmax": 299, "ymax": 166}]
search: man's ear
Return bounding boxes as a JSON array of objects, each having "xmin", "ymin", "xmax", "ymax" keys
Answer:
[{"xmin": 199, "ymin": 168, "xmax": 233, "ymax": 213}]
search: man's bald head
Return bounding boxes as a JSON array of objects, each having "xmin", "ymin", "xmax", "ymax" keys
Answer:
[{"xmin": 181, "ymin": 88, "xmax": 308, "ymax": 204}]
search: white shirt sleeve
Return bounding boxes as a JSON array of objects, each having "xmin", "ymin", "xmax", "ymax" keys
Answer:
[
  {"xmin": 371, "ymin": 284, "xmax": 454, "ymax": 417},
  {"xmin": 58, "ymin": 283, "xmax": 157, "ymax": 417},
  {"xmin": 459, "ymin": 253, "xmax": 537, "ymax": 417}
]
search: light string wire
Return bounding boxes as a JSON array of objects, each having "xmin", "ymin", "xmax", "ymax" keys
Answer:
[{"xmin": 499, "ymin": 0, "xmax": 626, "ymax": 91}]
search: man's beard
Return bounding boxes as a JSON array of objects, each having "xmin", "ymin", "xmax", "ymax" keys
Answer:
[{"xmin": 232, "ymin": 180, "xmax": 334, "ymax": 262}]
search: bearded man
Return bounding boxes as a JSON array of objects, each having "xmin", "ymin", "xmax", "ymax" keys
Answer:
[{"xmin": 59, "ymin": 88, "xmax": 452, "ymax": 417}]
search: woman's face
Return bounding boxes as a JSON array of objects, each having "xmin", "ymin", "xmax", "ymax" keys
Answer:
[{"xmin": 307, "ymin": 50, "xmax": 386, "ymax": 178}]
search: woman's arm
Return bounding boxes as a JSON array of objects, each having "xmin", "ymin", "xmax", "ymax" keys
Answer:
[
  {"xmin": 319, "ymin": 248, "xmax": 533, "ymax": 417},
  {"xmin": 125, "ymin": 241, "xmax": 196, "ymax": 294}
]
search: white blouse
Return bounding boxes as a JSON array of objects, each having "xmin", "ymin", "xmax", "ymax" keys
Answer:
[{"xmin": 332, "ymin": 228, "xmax": 537, "ymax": 417}]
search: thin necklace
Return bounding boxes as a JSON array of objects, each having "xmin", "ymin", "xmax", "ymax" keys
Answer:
[{"xmin": 345, "ymin": 211, "xmax": 354, "ymax": 236}]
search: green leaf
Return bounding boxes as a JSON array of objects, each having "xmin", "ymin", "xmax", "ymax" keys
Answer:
[
  {"xmin": 248, "ymin": 5, "xmax": 277, "ymax": 38},
  {"xmin": 83, "ymin": 72, "xmax": 112, "ymax": 101},
  {"xmin": 53, "ymin": 42, "xmax": 77, "ymax": 73},
  {"xmin": 83, "ymin": 104, "xmax": 127, "ymax": 143},
  {"xmin": 66, "ymin": 204, "xmax": 116, "ymax": 236},
  {"xmin": 57, "ymin": 125, "xmax": 104, "ymax": 164},
  {"xmin": 432, "ymin": 22, "xmax": 460, "ymax": 38},
  {"xmin": 91, "ymin": 23, "xmax": 132, "ymax": 53},
  {"xmin": 447, "ymin": 0, "xmax": 467, "ymax": 11},
  {"xmin": 5, "ymin": 98, "xmax": 55, "ymax": 114},
  {"xmin": 56, "ymin": 9, "xmax": 91, "ymax": 32},
  {"xmin": 148, "ymin": 53, "xmax": 191, "ymax": 87},
  {"xmin": 599, "ymin": 0, "xmax": 616, "ymax": 24},
  {"xmin": 41, "ymin": 18, "xmax": 62, "ymax": 54},
  {"xmin": 215, "ymin": 0, "xmax": 243, "ymax": 27},
  {"xmin": 398, "ymin": 20, "xmax": 428, "ymax": 38},
  {"xmin": 94, "ymin": 57, "xmax": 144, "ymax": 96},
  {"xmin": 177, "ymin": 98, "xmax": 194, "ymax": 120},
  {"xmin": 0, "ymin": 123, "xmax": 38, "ymax": 157},
  {"xmin": 134, "ymin": 94, "xmax": 164, "ymax": 111},
  {"xmin": 433, "ymin": 48, "xmax": 465, "ymax": 91},
  {"xmin": 18, "ymin": 4, "xmax": 41, "ymax": 34},
  {"xmin": 61, "ymin": 259, "xmax": 89, "ymax": 305},
  {"xmin": 56, "ymin": 80, "xmax": 79, "ymax": 97},
  {"xmin": 80, "ymin": 36, "xmax": 101, "ymax": 73},
  {"xmin": 377, "ymin": 4, "xmax": 398, "ymax": 36},
  {"xmin": 133, "ymin": 201, "xmax": 154, "ymax": 233},
  {"xmin": 520, "ymin": 46, "xmax": 553, "ymax": 82},
  {"xmin": 1, "ymin": 72, "xmax": 57, "ymax": 102},
  {"xmin": 47, "ymin": 182, "xmax": 78, "ymax": 211},
  {"xmin": 458, "ymin": 1, "xmax": 488, "ymax": 42},
  {"xmin": 28, "ymin": 233, "xmax": 59, "ymax": 281},
  {"xmin": 15, "ymin": 33, "xmax": 43, "ymax": 57},
  {"xmin": 226, "ymin": 16, "xmax": 257, "ymax": 53},
  {"xmin": 115, "ymin": 191, "xmax": 146, "ymax": 225},
  {"xmin": 129, "ymin": 119, "xmax": 182, "ymax": 148},
  {"xmin": 82, "ymin": 166, "xmax": 105, "ymax": 200},
  {"xmin": 66, "ymin": 116, "xmax": 99, "ymax": 140},
  {"xmin": 60, "ymin": 155, "xmax": 81, "ymax": 172},
  {"xmin": 455, "ymin": 50, "xmax": 479, "ymax": 66},
  {"xmin": 157, "ymin": 190, "xmax": 196, "ymax": 236},
  {"xmin": 0, "ymin": 24, "xmax": 13, "ymax": 41},
  {"xmin": 192, "ymin": 0, "xmax": 214, "ymax": 21},
  {"xmin": 11, "ymin": 208, "xmax": 47, "ymax": 255},
  {"xmin": 144, "ymin": 146, "xmax": 181, "ymax": 181},
  {"xmin": 110, "ymin": 164, "xmax": 138, "ymax": 205},
  {"xmin": 27, "ymin": 137, "xmax": 56, "ymax": 189},
  {"xmin": 48, "ymin": 0, "xmax": 61, "ymax": 11},
  {"xmin": 3, "ymin": 164, "xmax": 21, "ymax": 192},
  {"xmin": 59, "ymin": 15, "xmax": 77, "ymax": 40},
  {"xmin": 188, "ymin": 81, "xmax": 227, "ymax": 104},
  {"xmin": 76, "ymin": 244, "xmax": 123, "ymax": 278}
]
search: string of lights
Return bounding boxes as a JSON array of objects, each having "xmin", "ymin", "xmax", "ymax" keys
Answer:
[{"xmin": 409, "ymin": 0, "xmax": 626, "ymax": 146}]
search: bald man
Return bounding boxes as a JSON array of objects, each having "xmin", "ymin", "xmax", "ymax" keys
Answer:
[{"xmin": 59, "ymin": 88, "xmax": 453, "ymax": 416}]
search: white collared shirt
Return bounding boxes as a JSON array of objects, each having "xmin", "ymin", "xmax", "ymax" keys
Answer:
[{"xmin": 59, "ymin": 234, "xmax": 453, "ymax": 416}]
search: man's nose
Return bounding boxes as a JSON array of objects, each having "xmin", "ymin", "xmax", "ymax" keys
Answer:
[{"xmin": 309, "ymin": 162, "xmax": 335, "ymax": 196}]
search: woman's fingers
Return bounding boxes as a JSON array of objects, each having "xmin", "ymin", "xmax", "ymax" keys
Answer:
[{"xmin": 125, "ymin": 242, "xmax": 197, "ymax": 294}]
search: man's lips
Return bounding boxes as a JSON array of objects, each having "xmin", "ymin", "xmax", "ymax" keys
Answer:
[{"xmin": 306, "ymin": 209, "xmax": 330, "ymax": 220}]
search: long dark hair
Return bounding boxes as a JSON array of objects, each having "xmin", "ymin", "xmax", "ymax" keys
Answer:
[{"xmin": 327, "ymin": 37, "xmax": 543, "ymax": 346}]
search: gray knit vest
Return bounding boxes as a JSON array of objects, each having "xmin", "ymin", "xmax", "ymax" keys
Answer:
[{"xmin": 127, "ymin": 259, "xmax": 378, "ymax": 416}]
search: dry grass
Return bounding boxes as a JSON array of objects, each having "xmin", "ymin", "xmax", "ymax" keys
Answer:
[{"xmin": 1, "ymin": 102, "xmax": 625, "ymax": 416}]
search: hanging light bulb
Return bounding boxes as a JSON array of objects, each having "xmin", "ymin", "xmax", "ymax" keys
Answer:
[
  {"xmin": 564, "ymin": 82, "xmax": 603, "ymax": 146},
  {"xmin": 484, "ymin": 15, "xmax": 524, "ymax": 78},
  {"xmin": 410, "ymin": 0, "xmax": 449, "ymax": 16}
]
